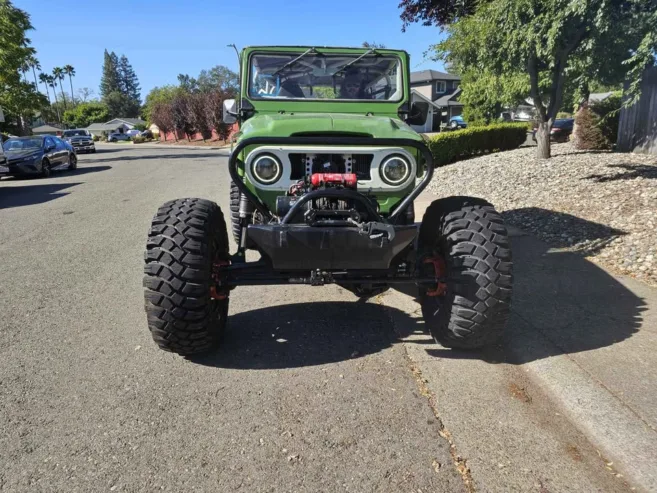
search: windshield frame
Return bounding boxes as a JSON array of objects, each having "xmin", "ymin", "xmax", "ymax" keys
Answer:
[{"xmin": 246, "ymin": 50, "xmax": 405, "ymax": 104}]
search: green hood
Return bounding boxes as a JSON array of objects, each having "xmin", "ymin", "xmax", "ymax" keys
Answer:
[{"xmin": 237, "ymin": 113, "xmax": 422, "ymax": 141}]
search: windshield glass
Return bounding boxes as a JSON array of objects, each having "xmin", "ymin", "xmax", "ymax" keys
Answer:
[
  {"xmin": 3, "ymin": 138, "xmax": 42, "ymax": 151},
  {"xmin": 248, "ymin": 52, "xmax": 402, "ymax": 101},
  {"xmin": 63, "ymin": 130, "xmax": 88, "ymax": 137}
]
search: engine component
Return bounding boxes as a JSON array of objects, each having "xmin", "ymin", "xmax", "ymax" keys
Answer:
[
  {"xmin": 310, "ymin": 173, "xmax": 358, "ymax": 189},
  {"xmin": 276, "ymin": 195, "xmax": 311, "ymax": 217}
]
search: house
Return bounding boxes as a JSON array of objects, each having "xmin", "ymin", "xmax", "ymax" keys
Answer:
[
  {"xmin": 409, "ymin": 69, "xmax": 463, "ymax": 133},
  {"xmin": 32, "ymin": 124, "xmax": 64, "ymax": 136},
  {"xmin": 86, "ymin": 117, "xmax": 146, "ymax": 137}
]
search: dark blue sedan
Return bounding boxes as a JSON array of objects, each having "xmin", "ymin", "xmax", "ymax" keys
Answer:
[
  {"xmin": 448, "ymin": 115, "xmax": 467, "ymax": 130},
  {"xmin": 0, "ymin": 135, "xmax": 77, "ymax": 178}
]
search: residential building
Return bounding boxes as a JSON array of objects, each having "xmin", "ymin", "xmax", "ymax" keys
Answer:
[
  {"xmin": 409, "ymin": 69, "xmax": 463, "ymax": 133},
  {"xmin": 86, "ymin": 117, "xmax": 146, "ymax": 137}
]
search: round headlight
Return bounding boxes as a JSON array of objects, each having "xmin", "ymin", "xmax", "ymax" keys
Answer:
[
  {"xmin": 380, "ymin": 155, "xmax": 411, "ymax": 185},
  {"xmin": 251, "ymin": 154, "xmax": 282, "ymax": 184}
]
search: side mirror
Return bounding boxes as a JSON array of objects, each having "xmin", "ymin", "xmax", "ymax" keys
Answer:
[
  {"xmin": 45, "ymin": 144, "xmax": 55, "ymax": 151},
  {"xmin": 405, "ymin": 102, "xmax": 429, "ymax": 126},
  {"xmin": 223, "ymin": 99, "xmax": 238, "ymax": 124}
]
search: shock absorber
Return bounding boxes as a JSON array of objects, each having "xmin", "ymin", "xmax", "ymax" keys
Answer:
[{"xmin": 238, "ymin": 192, "xmax": 254, "ymax": 251}]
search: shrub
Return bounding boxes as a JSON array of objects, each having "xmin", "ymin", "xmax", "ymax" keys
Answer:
[
  {"xmin": 557, "ymin": 111, "xmax": 573, "ymax": 119},
  {"xmin": 132, "ymin": 135, "xmax": 146, "ymax": 144},
  {"xmin": 574, "ymin": 94, "xmax": 621, "ymax": 150},
  {"xmin": 92, "ymin": 134, "xmax": 100, "ymax": 142},
  {"xmin": 426, "ymin": 123, "xmax": 528, "ymax": 166}
]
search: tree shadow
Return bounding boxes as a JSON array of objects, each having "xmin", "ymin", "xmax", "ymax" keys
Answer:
[
  {"xmin": 422, "ymin": 211, "xmax": 646, "ymax": 364},
  {"xmin": 189, "ymin": 301, "xmax": 423, "ymax": 370},
  {"xmin": 583, "ymin": 163, "xmax": 657, "ymax": 182},
  {"xmin": 501, "ymin": 207, "xmax": 627, "ymax": 255},
  {"xmin": 0, "ymin": 182, "xmax": 83, "ymax": 209}
]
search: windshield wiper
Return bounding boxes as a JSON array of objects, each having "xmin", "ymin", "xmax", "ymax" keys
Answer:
[
  {"xmin": 272, "ymin": 47, "xmax": 318, "ymax": 76},
  {"xmin": 333, "ymin": 49, "xmax": 379, "ymax": 76}
]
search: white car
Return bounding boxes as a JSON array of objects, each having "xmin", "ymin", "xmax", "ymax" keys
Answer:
[
  {"xmin": 125, "ymin": 129, "xmax": 141, "ymax": 138},
  {"xmin": 107, "ymin": 133, "xmax": 131, "ymax": 142}
]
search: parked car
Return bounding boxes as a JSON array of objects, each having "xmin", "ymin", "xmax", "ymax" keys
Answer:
[
  {"xmin": 62, "ymin": 129, "xmax": 96, "ymax": 153},
  {"xmin": 532, "ymin": 118, "xmax": 574, "ymax": 143},
  {"xmin": 108, "ymin": 132, "xmax": 131, "ymax": 142},
  {"xmin": 140, "ymin": 129, "xmax": 154, "ymax": 139},
  {"xmin": 448, "ymin": 115, "xmax": 467, "ymax": 130},
  {"xmin": 0, "ymin": 135, "xmax": 77, "ymax": 178}
]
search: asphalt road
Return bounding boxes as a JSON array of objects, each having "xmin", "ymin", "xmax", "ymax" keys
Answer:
[{"xmin": 0, "ymin": 145, "xmax": 647, "ymax": 492}]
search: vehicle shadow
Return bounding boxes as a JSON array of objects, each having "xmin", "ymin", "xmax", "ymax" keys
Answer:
[
  {"xmin": 422, "ymin": 209, "xmax": 646, "ymax": 365},
  {"xmin": 189, "ymin": 301, "xmax": 423, "ymax": 370},
  {"xmin": 192, "ymin": 208, "xmax": 645, "ymax": 369},
  {"xmin": 64, "ymin": 165, "xmax": 112, "ymax": 177},
  {"xmin": 0, "ymin": 182, "xmax": 83, "ymax": 209},
  {"xmin": 83, "ymin": 152, "xmax": 223, "ymax": 164}
]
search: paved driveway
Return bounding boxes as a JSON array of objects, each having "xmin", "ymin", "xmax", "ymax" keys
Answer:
[{"xmin": 0, "ymin": 146, "xmax": 651, "ymax": 492}]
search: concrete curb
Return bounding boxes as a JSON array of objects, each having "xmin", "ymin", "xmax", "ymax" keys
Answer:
[{"xmin": 411, "ymin": 190, "xmax": 657, "ymax": 491}]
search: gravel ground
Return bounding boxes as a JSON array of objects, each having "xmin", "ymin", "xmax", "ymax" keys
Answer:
[{"xmin": 428, "ymin": 143, "xmax": 657, "ymax": 286}]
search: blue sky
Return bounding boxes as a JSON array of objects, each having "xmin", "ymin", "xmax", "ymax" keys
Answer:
[{"xmin": 16, "ymin": 0, "xmax": 446, "ymax": 101}]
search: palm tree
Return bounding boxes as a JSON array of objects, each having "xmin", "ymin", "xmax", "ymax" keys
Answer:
[
  {"xmin": 38, "ymin": 73, "xmax": 52, "ymax": 105},
  {"xmin": 20, "ymin": 61, "xmax": 30, "ymax": 83},
  {"xmin": 52, "ymin": 67, "xmax": 67, "ymax": 111},
  {"xmin": 63, "ymin": 65, "xmax": 75, "ymax": 102},
  {"xmin": 48, "ymin": 75, "xmax": 61, "ymax": 122},
  {"xmin": 28, "ymin": 56, "xmax": 41, "ymax": 90}
]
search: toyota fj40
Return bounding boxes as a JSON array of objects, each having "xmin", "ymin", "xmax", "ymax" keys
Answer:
[{"xmin": 143, "ymin": 46, "xmax": 513, "ymax": 355}]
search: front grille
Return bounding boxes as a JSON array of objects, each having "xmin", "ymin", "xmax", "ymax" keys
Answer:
[
  {"xmin": 289, "ymin": 153, "xmax": 306, "ymax": 180},
  {"xmin": 288, "ymin": 152, "xmax": 373, "ymax": 180},
  {"xmin": 351, "ymin": 155, "xmax": 373, "ymax": 180}
]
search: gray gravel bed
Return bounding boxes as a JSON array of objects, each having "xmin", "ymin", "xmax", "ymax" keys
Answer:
[{"xmin": 428, "ymin": 143, "xmax": 657, "ymax": 286}]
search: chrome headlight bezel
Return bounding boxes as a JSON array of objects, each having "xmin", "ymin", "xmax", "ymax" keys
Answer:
[
  {"xmin": 251, "ymin": 153, "xmax": 283, "ymax": 185},
  {"xmin": 379, "ymin": 154, "xmax": 411, "ymax": 186}
]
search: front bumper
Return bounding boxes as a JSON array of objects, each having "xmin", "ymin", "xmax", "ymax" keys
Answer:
[
  {"xmin": 0, "ymin": 161, "xmax": 40, "ymax": 176},
  {"xmin": 71, "ymin": 142, "xmax": 95, "ymax": 152},
  {"xmin": 248, "ymin": 223, "xmax": 417, "ymax": 270}
]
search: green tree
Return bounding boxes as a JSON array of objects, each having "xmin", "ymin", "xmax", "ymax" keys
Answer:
[
  {"xmin": 100, "ymin": 50, "xmax": 121, "ymax": 99},
  {"xmin": 104, "ymin": 90, "xmax": 139, "ymax": 119},
  {"xmin": 0, "ymin": 0, "xmax": 45, "ymax": 134},
  {"xmin": 47, "ymin": 75, "xmax": 61, "ymax": 121},
  {"xmin": 63, "ymin": 64, "xmax": 75, "ymax": 101},
  {"xmin": 52, "ymin": 67, "xmax": 67, "ymax": 110},
  {"xmin": 38, "ymin": 72, "xmax": 51, "ymax": 105},
  {"xmin": 401, "ymin": 0, "xmax": 657, "ymax": 158},
  {"xmin": 142, "ymin": 85, "xmax": 178, "ymax": 124},
  {"xmin": 118, "ymin": 55, "xmax": 141, "ymax": 104},
  {"xmin": 27, "ymin": 55, "xmax": 40, "ymax": 89},
  {"xmin": 196, "ymin": 66, "xmax": 238, "ymax": 94},
  {"xmin": 62, "ymin": 101, "xmax": 109, "ymax": 128}
]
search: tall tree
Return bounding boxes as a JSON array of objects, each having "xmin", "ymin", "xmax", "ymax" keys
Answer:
[
  {"xmin": 38, "ymin": 72, "xmax": 51, "ymax": 105},
  {"xmin": 52, "ymin": 67, "xmax": 67, "ymax": 111},
  {"xmin": 401, "ymin": 0, "xmax": 657, "ymax": 159},
  {"xmin": 63, "ymin": 64, "xmax": 75, "ymax": 101},
  {"xmin": 100, "ymin": 50, "xmax": 121, "ymax": 99},
  {"xmin": 27, "ymin": 55, "xmax": 40, "ymax": 89},
  {"xmin": 196, "ymin": 66, "xmax": 238, "ymax": 94},
  {"xmin": 118, "ymin": 55, "xmax": 141, "ymax": 103},
  {"xmin": 47, "ymin": 75, "xmax": 61, "ymax": 121}
]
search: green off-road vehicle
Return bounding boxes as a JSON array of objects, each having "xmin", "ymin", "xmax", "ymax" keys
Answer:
[{"xmin": 143, "ymin": 46, "xmax": 513, "ymax": 355}]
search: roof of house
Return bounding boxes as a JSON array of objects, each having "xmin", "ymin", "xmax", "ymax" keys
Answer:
[
  {"xmin": 32, "ymin": 124, "xmax": 63, "ymax": 133},
  {"xmin": 105, "ymin": 118, "xmax": 145, "ymax": 126},
  {"xmin": 411, "ymin": 89, "xmax": 442, "ymax": 109},
  {"xmin": 87, "ymin": 123, "xmax": 120, "ymax": 131},
  {"xmin": 410, "ymin": 69, "xmax": 461, "ymax": 84},
  {"xmin": 589, "ymin": 92, "xmax": 615, "ymax": 103}
]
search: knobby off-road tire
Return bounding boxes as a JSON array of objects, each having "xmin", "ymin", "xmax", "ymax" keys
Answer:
[
  {"xmin": 419, "ymin": 196, "xmax": 513, "ymax": 349},
  {"xmin": 143, "ymin": 198, "xmax": 229, "ymax": 355}
]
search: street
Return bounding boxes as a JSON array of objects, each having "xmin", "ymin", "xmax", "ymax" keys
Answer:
[{"xmin": 1, "ymin": 145, "xmax": 654, "ymax": 492}]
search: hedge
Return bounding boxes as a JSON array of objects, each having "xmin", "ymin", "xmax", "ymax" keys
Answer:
[{"xmin": 426, "ymin": 123, "xmax": 528, "ymax": 166}]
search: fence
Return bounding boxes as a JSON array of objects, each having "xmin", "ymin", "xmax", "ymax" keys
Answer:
[{"xmin": 617, "ymin": 66, "xmax": 657, "ymax": 155}]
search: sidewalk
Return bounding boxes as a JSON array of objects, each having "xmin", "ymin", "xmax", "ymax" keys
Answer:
[
  {"xmin": 94, "ymin": 142, "xmax": 231, "ymax": 152},
  {"xmin": 382, "ymin": 191, "xmax": 657, "ymax": 491}
]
